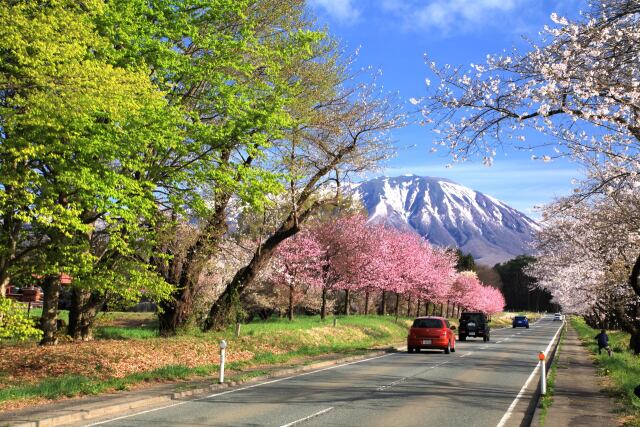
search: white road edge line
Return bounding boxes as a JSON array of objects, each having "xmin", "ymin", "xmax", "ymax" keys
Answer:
[
  {"xmin": 495, "ymin": 321, "xmax": 564, "ymax": 427},
  {"xmin": 83, "ymin": 353, "xmax": 393, "ymax": 426},
  {"xmin": 279, "ymin": 407, "xmax": 334, "ymax": 427}
]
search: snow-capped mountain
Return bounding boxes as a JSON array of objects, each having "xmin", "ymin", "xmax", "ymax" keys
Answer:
[{"xmin": 354, "ymin": 175, "xmax": 540, "ymax": 266}]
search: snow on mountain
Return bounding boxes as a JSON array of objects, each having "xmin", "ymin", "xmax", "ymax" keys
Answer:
[{"xmin": 353, "ymin": 175, "xmax": 540, "ymax": 266}]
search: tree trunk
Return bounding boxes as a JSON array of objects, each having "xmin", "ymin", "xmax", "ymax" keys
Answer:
[
  {"xmin": 407, "ymin": 296, "xmax": 411, "ymax": 317},
  {"xmin": 626, "ymin": 254, "xmax": 640, "ymax": 354},
  {"xmin": 321, "ymin": 287, "xmax": 327, "ymax": 320},
  {"xmin": 630, "ymin": 333, "xmax": 640, "ymax": 355},
  {"xmin": 40, "ymin": 275, "xmax": 60, "ymax": 345},
  {"xmin": 394, "ymin": 292, "xmax": 400, "ymax": 321},
  {"xmin": 380, "ymin": 290, "xmax": 387, "ymax": 315},
  {"xmin": 0, "ymin": 206, "xmax": 23, "ymax": 299},
  {"xmin": 0, "ymin": 273, "xmax": 9, "ymax": 298},
  {"xmin": 364, "ymin": 291, "xmax": 370, "ymax": 315},
  {"xmin": 416, "ymin": 299, "xmax": 421, "ymax": 317},
  {"xmin": 67, "ymin": 288, "xmax": 103, "ymax": 340},
  {"xmin": 288, "ymin": 283, "xmax": 294, "ymax": 321},
  {"xmin": 439, "ymin": 303, "xmax": 444, "ymax": 316},
  {"xmin": 155, "ymin": 193, "xmax": 230, "ymax": 335},
  {"xmin": 158, "ymin": 284, "xmax": 194, "ymax": 336},
  {"xmin": 344, "ymin": 289, "xmax": 350, "ymax": 315}
]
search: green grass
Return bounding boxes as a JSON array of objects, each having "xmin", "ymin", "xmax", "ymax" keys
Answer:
[
  {"xmin": 94, "ymin": 325, "xmax": 158, "ymax": 340},
  {"xmin": 0, "ymin": 364, "xmax": 221, "ymax": 403},
  {"xmin": 572, "ymin": 317, "xmax": 640, "ymax": 426},
  {"xmin": 538, "ymin": 326, "xmax": 566, "ymax": 426}
]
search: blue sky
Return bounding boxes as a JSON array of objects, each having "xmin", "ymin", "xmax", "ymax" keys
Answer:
[{"xmin": 307, "ymin": 0, "xmax": 587, "ymax": 217}]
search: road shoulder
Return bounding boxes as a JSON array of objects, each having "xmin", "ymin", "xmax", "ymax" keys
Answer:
[{"xmin": 540, "ymin": 324, "xmax": 618, "ymax": 426}]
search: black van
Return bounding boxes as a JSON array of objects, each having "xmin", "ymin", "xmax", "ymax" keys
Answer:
[{"xmin": 458, "ymin": 312, "xmax": 490, "ymax": 342}]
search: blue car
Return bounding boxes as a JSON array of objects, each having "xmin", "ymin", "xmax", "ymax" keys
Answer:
[{"xmin": 512, "ymin": 315, "xmax": 529, "ymax": 328}]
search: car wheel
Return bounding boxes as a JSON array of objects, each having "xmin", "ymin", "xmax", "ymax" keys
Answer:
[
  {"xmin": 444, "ymin": 342, "xmax": 450, "ymax": 354},
  {"xmin": 459, "ymin": 334, "xmax": 466, "ymax": 341},
  {"xmin": 526, "ymin": 325, "xmax": 529, "ymax": 328},
  {"xmin": 451, "ymin": 341, "xmax": 456, "ymax": 352},
  {"xmin": 407, "ymin": 347, "xmax": 413, "ymax": 353},
  {"xmin": 513, "ymin": 325, "xmax": 516, "ymax": 328},
  {"xmin": 483, "ymin": 335, "xmax": 488, "ymax": 342}
]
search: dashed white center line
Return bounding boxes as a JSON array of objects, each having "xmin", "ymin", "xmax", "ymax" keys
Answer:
[{"xmin": 279, "ymin": 407, "xmax": 334, "ymax": 427}]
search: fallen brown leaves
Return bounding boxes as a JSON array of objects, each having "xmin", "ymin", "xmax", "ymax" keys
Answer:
[{"xmin": 0, "ymin": 337, "xmax": 254, "ymax": 388}]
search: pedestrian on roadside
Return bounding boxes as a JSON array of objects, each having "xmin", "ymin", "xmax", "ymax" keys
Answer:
[{"xmin": 595, "ymin": 329, "xmax": 612, "ymax": 356}]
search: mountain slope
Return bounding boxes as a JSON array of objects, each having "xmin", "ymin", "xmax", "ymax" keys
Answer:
[{"xmin": 354, "ymin": 175, "xmax": 539, "ymax": 265}]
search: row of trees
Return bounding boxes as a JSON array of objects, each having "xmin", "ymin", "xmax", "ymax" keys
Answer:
[
  {"xmin": 421, "ymin": 0, "xmax": 640, "ymax": 351},
  {"xmin": 0, "ymin": 0, "xmax": 405, "ymax": 343},
  {"xmin": 269, "ymin": 215, "xmax": 505, "ymax": 320},
  {"xmin": 495, "ymin": 256, "xmax": 557, "ymax": 313}
]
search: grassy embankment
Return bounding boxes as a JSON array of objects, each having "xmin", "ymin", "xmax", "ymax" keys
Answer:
[
  {"xmin": 0, "ymin": 314, "xmax": 411, "ymax": 411},
  {"xmin": 571, "ymin": 317, "xmax": 640, "ymax": 426},
  {"xmin": 0, "ymin": 310, "xmax": 542, "ymax": 412}
]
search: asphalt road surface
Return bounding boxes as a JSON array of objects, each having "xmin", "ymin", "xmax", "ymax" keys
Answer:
[{"xmin": 84, "ymin": 316, "xmax": 563, "ymax": 427}]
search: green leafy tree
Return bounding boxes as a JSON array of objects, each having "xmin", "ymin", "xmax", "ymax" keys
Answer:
[
  {"xmin": 0, "ymin": 0, "xmax": 183, "ymax": 343},
  {"xmin": 495, "ymin": 256, "xmax": 556, "ymax": 312},
  {"xmin": 0, "ymin": 297, "xmax": 42, "ymax": 342},
  {"xmin": 455, "ymin": 250, "xmax": 476, "ymax": 272},
  {"xmin": 94, "ymin": 0, "xmax": 328, "ymax": 334}
]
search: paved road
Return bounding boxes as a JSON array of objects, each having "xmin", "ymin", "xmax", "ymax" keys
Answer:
[{"xmin": 84, "ymin": 317, "xmax": 563, "ymax": 427}]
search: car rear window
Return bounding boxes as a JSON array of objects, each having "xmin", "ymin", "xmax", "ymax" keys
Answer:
[
  {"xmin": 515, "ymin": 316, "xmax": 526, "ymax": 320},
  {"xmin": 461, "ymin": 314, "xmax": 485, "ymax": 323},
  {"xmin": 412, "ymin": 318, "xmax": 444, "ymax": 328}
]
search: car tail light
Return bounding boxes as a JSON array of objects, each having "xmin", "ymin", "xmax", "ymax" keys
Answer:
[{"xmin": 441, "ymin": 330, "xmax": 447, "ymax": 337}]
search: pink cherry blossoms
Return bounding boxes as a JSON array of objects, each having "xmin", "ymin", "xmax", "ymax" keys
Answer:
[{"xmin": 270, "ymin": 215, "xmax": 505, "ymax": 318}]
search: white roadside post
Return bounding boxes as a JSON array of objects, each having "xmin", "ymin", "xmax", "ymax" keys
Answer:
[
  {"xmin": 539, "ymin": 351, "xmax": 546, "ymax": 395},
  {"xmin": 219, "ymin": 340, "xmax": 227, "ymax": 384}
]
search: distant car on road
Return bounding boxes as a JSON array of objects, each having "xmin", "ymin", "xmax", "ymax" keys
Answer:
[
  {"xmin": 407, "ymin": 316, "xmax": 456, "ymax": 354},
  {"xmin": 553, "ymin": 313, "xmax": 563, "ymax": 321},
  {"xmin": 458, "ymin": 311, "xmax": 490, "ymax": 342},
  {"xmin": 512, "ymin": 315, "xmax": 529, "ymax": 328}
]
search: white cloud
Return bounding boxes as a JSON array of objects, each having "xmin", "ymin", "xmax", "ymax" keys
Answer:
[
  {"xmin": 309, "ymin": 0, "xmax": 360, "ymax": 23},
  {"xmin": 380, "ymin": 0, "xmax": 523, "ymax": 34}
]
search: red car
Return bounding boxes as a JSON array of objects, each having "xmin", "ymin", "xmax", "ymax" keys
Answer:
[{"xmin": 407, "ymin": 316, "xmax": 456, "ymax": 354}]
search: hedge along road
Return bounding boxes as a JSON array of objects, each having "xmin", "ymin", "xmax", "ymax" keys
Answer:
[{"xmin": 78, "ymin": 316, "xmax": 563, "ymax": 427}]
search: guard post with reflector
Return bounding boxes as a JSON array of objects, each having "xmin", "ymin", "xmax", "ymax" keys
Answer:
[
  {"xmin": 538, "ymin": 351, "xmax": 546, "ymax": 395},
  {"xmin": 219, "ymin": 340, "xmax": 227, "ymax": 384}
]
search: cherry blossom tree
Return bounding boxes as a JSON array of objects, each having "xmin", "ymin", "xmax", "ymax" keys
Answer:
[
  {"xmin": 422, "ymin": 1, "xmax": 639, "ymax": 177},
  {"xmin": 268, "ymin": 212, "xmax": 504, "ymax": 321},
  {"xmin": 421, "ymin": 0, "xmax": 639, "ymax": 334},
  {"xmin": 271, "ymin": 230, "xmax": 326, "ymax": 320},
  {"xmin": 308, "ymin": 215, "xmax": 390, "ymax": 317},
  {"xmin": 529, "ymin": 182, "xmax": 640, "ymax": 351},
  {"xmin": 450, "ymin": 271, "xmax": 505, "ymax": 314}
]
